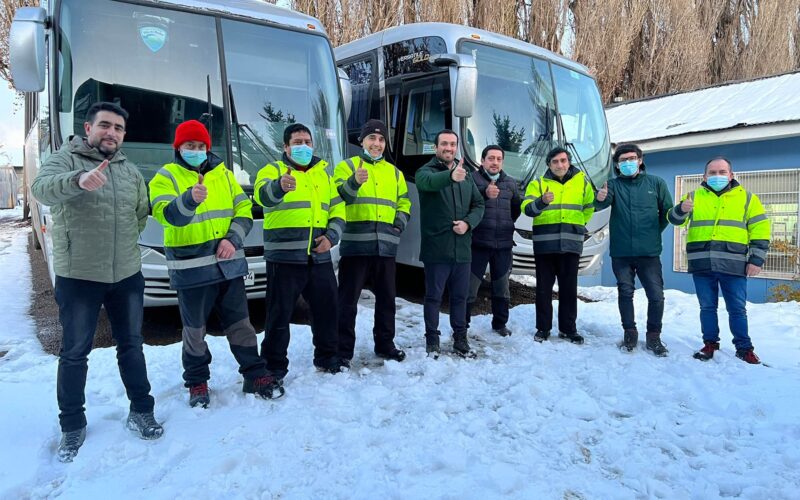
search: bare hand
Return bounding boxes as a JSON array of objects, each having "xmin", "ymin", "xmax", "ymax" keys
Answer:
[
  {"xmin": 541, "ymin": 186, "xmax": 554, "ymax": 204},
  {"xmin": 451, "ymin": 158, "xmax": 466, "ymax": 182},
  {"xmin": 452, "ymin": 220, "xmax": 468, "ymax": 235},
  {"xmin": 216, "ymin": 239, "xmax": 235, "ymax": 260},
  {"xmin": 596, "ymin": 181, "xmax": 608, "ymax": 202},
  {"xmin": 746, "ymin": 264, "xmax": 762, "ymax": 277},
  {"xmin": 486, "ymin": 181, "xmax": 499, "ymax": 199},
  {"xmin": 280, "ymin": 174, "xmax": 296, "ymax": 192},
  {"xmin": 681, "ymin": 197, "xmax": 694, "ymax": 214},
  {"xmin": 78, "ymin": 160, "xmax": 109, "ymax": 191},
  {"xmin": 355, "ymin": 166, "xmax": 369, "ymax": 184},
  {"xmin": 313, "ymin": 235, "xmax": 332, "ymax": 253},
  {"xmin": 191, "ymin": 173, "xmax": 207, "ymax": 204}
]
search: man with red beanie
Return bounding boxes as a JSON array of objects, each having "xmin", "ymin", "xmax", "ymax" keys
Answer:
[{"xmin": 149, "ymin": 120, "xmax": 283, "ymax": 407}]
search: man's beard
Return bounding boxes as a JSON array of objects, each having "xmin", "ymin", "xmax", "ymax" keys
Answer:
[{"xmin": 90, "ymin": 137, "xmax": 119, "ymax": 157}]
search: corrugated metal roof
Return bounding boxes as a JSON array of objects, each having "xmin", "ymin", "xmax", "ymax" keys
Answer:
[{"xmin": 606, "ymin": 71, "xmax": 800, "ymax": 144}]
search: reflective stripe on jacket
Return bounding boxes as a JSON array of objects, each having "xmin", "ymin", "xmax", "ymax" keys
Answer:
[
  {"xmin": 521, "ymin": 167, "xmax": 595, "ymax": 255},
  {"xmin": 149, "ymin": 154, "xmax": 252, "ymax": 289},
  {"xmin": 333, "ymin": 155, "xmax": 411, "ymax": 257},
  {"xmin": 253, "ymin": 156, "xmax": 345, "ymax": 264},
  {"xmin": 668, "ymin": 181, "xmax": 770, "ymax": 276}
]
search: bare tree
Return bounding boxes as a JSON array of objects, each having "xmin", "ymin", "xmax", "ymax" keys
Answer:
[{"xmin": 0, "ymin": 0, "xmax": 40, "ymax": 87}]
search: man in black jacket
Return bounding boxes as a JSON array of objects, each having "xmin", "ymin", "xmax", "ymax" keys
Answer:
[{"xmin": 466, "ymin": 145, "xmax": 521, "ymax": 336}]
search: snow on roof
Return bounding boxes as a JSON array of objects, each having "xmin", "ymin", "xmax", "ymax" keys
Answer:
[{"xmin": 605, "ymin": 71, "xmax": 800, "ymax": 145}]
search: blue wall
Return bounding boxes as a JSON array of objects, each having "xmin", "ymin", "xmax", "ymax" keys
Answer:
[{"xmin": 596, "ymin": 135, "xmax": 800, "ymax": 303}]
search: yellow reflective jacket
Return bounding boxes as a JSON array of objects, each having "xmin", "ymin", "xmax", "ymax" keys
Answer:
[
  {"xmin": 668, "ymin": 180, "xmax": 770, "ymax": 275},
  {"xmin": 253, "ymin": 156, "xmax": 345, "ymax": 264},
  {"xmin": 521, "ymin": 167, "xmax": 595, "ymax": 255},
  {"xmin": 149, "ymin": 153, "xmax": 252, "ymax": 289},
  {"xmin": 333, "ymin": 155, "xmax": 411, "ymax": 257}
]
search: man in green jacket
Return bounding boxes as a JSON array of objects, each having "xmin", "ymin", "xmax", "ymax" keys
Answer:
[
  {"xmin": 416, "ymin": 129, "xmax": 485, "ymax": 357},
  {"xmin": 595, "ymin": 143, "xmax": 673, "ymax": 355},
  {"xmin": 31, "ymin": 102, "xmax": 163, "ymax": 463}
]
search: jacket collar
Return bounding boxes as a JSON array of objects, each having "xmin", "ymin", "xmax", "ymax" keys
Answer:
[
  {"xmin": 544, "ymin": 165, "xmax": 579, "ymax": 184},
  {"xmin": 479, "ymin": 167, "xmax": 505, "ymax": 182},
  {"xmin": 282, "ymin": 152, "xmax": 324, "ymax": 171},
  {"xmin": 173, "ymin": 150, "xmax": 224, "ymax": 174},
  {"xmin": 701, "ymin": 178, "xmax": 740, "ymax": 196}
]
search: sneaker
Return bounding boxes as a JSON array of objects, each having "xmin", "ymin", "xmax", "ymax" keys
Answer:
[
  {"xmin": 57, "ymin": 427, "xmax": 86, "ymax": 463},
  {"xmin": 126, "ymin": 411, "xmax": 164, "ymax": 440},
  {"xmin": 645, "ymin": 332, "xmax": 668, "ymax": 357},
  {"xmin": 533, "ymin": 330, "xmax": 550, "ymax": 342},
  {"xmin": 376, "ymin": 348, "xmax": 406, "ymax": 362},
  {"xmin": 693, "ymin": 341, "xmax": 720, "ymax": 361},
  {"xmin": 243, "ymin": 375, "xmax": 285, "ymax": 399},
  {"xmin": 189, "ymin": 382, "xmax": 210, "ymax": 408},
  {"xmin": 314, "ymin": 357, "xmax": 347, "ymax": 374},
  {"xmin": 735, "ymin": 348, "xmax": 761, "ymax": 365},
  {"xmin": 493, "ymin": 326, "xmax": 513, "ymax": 337},
  {"xmin": 620, "ymin": 328, "xmax": 638, "ymax": 352},
  {"xmin": 558, "ymin": 331, "xmax": 584, "ymax": 345},
  {"xmin": 453, "ymin": 334, "xmax": 476, "ymax": 358}
]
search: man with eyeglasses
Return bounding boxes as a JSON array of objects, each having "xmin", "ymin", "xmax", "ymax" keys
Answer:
[{"xmin": 595, "ymin": 144, "xmax": 673, "ymax": 355}]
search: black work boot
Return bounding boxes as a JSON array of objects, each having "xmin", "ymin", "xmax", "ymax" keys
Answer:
[
  {"xmin": 452, "ymin": 332, "xmax": 476, "ymax": 358},
  {"xmin": 558, "ymin": 331, "xmax": 585, "ymax": 345},
  {"xmin": 57, "ymin": 427, "xmax": 86, "ymax": 463},
  {"xmin": 376, "ymin": 347, "xmax": 406, "ymax": 362},
  {"xmin": 126, "ymin": 411, "xmax": 164, "ymax": 440},
  {"xmin": 243, "ymin": 374, "xmax": 285, "ymax": 399},
  {"xmin": 425, "ymin": 333, "xmax": 441, "ymax": 358},
  {"xmin": 533, "ymin": 330, "xmax": 551, "ymax": 342},
  {"xmin": 620, "ymin": 328, "xmax": 638, "ymax": 352},
  {"xmin": 645, "ymin": 332, "xmax": 668, "ymax": 357},
  {"xmin": 493, "ymin": 326, "xmax": 513, "ymax": 337}
]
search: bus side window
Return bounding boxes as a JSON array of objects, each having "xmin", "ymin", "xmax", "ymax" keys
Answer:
[
  {"xmin": 403, "ymin": 82, "xmax": 447, "ymax": 156},
  {"xmin": 340, "ymin": 56, "xmax": 375, "ymax": 144}
]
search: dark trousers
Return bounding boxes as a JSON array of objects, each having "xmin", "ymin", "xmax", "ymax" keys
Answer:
[
  {"xmin": 467, "ymin": 247, "xmax": 512, "ymax": 330},
  {"xmin": 337, "ymin": 256, "xmax": 397, "ymax": 360},
  {"xmin": 55, "ymin": 272, "xmax": 154, "ymax": 432},
  {"xmin": 611, "ymin": 256, "xmax": 665, "ymax": 333},
  {"xmin": 423, "ymin": 262, "xmax": 470, "ymax": 339},
  {"xmin": 262, "ymin": 261, "xmax": 338, "ymax": 378},
  {"xmin": 177, "ymin": 278, "xmax": 266, "ymax": 387},
  {"xmin": 535, "ymin": 253, "xmax": 579, "ymax": 334}
]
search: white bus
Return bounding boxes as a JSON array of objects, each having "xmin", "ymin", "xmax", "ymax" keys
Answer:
[
  {"xmin": 335, "ymin": 23, "xmax": 611, "ymax": 274},
  {"xmin": 11, "ymin": 0, "xmax": 350, "ymax": 305}
]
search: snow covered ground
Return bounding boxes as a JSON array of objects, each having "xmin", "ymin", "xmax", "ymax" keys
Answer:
[{"xmin": 1, "ymin": 206, "xmax": 800, "ymax": 499}]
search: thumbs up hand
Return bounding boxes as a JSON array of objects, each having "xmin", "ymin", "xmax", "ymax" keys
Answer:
[
  {"xmin": 680, "ymin": 196, "xmax": 694, "ymax": 214},
  {"xmin": 279, "ymin": 174, "xmax": 296, "ymax": 193},
  {"xmin": 355, "ymin": 165, "xmax": 369, "ymax": 184},
  {"xmin": 596, "ymin": 181, "xmax": 608, "ymax": 202},
  {"xmin": 191, "ymin": 173, "xmax": 207, "ymax": 204},
  {"xmin": 451, "ymin": 158, "xmax": 467, "ymax": 182},
  {"xmin": 541, "ymin": 186, "xmax": 554, "ymax": 204},
  {"xmin": 486, "ymin": 180, "xmax": 499, "ymax": 199},
  {"xmin": 78, "ymin": 160, "xmax": 109, "ymax": 191}
]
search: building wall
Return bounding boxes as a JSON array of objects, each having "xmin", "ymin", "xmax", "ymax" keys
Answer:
[{"xmin": 597, "ymin": 135, "xmax": 800, "ymax": 303}]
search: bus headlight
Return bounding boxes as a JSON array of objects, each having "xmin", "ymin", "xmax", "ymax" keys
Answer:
[{"xmin": 585, "ymin": 227, "xmax": 608, "ymax": 246}]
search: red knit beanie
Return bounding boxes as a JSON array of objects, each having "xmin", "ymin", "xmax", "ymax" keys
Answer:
[{"xmin": 173, "ymin": 120, "xmax": 211, "ymax": 149}]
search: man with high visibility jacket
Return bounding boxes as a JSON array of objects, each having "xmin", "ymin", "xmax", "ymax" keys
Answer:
[
  {"xmin": 668, "ymin": 157, "xmax": 770, "ymax": 364},
  {"xmin": 521, "ymin": 146, "xmax": 595, "ymax": 344},
  {"xmin": 334, "ymin": 120, "xmax": 411, "ymax": 366},
  {"xmin": 254, "ymin": 123, "xmax": 347, "ymax": 381},
  {"xmin": 150, "ymin": 120, "xmax": 282, "ymax": 407}
]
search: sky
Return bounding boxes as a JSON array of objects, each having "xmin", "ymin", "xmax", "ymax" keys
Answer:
[{"xmin": 0, "ymin": 84, "xmax": 24, "ymax": 165}]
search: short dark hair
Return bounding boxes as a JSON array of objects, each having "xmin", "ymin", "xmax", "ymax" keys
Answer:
[
  {"xmin": 481, "ymin": 145, "xmax": 504, "ymax": 160},
  {"xmin": 546, "ymin": 146, "xmax": 571, "ymax": 165},
  {"xmin": 283, "ymin": 123, "xmax": 313, "ymax": 146},
  {"xmin": 434, "ymin": 129, "xmax": 458, "ymax": 146},
  {"xmin": 612, "ymin": 143, "xmax": 643, "ymax": 163},
  {"xmin": 704, "ymin": 156, "xmax": 732, "ymax": 173},
  {"xmin": 86, "ymin": 102, "xmax": 129, "ymax": 125}
]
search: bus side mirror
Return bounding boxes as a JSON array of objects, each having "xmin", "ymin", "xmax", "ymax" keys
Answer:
[
  {"xmin": 338, "ymin": 68, "xmax": 352, "ymax": 120},
  {"xmin": 430, "ymin": 53, "xmax": 476, "ymax": 118},
  {"xmin": 10, "ymin": 7, "xmax": 47, "ymax": 93}
]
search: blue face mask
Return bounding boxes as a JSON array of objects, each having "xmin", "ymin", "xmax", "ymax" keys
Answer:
[
  {"xmin": 180, "ymin": 150, "xmax": 207, "ymax": 168},
  {"xmin": 707, "ymin": 175, "xmax": 730, "ymax": 192},
  {"xmin": 618, "ymin": 160, "xmax": 639, "ymax": 176},
  {"xmin": 290, "ymin": 144, "xmax": 313, "ymax": 166},
  {"xmin": 487, "ymin": 172, "xmax": 500, "ymax": 181},
  {"xmin": 363, "ymin": 148, "xmax": 383, "ymax": 161}
]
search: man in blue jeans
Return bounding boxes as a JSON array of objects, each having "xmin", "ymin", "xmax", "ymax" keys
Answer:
[
  {"xmin": 668, "ymin": 157, "xmax": 770, "ymax": 364},
  {"xmin": 31, "ymin": 102, "xmax": 163, "ymax": 462},
  {"xmin": 595, "ymin": 144, "xmax": 673, "ymax": 355}
]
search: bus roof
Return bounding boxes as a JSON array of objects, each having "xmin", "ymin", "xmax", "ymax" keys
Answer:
[
  {"xmin": 335, "ymin": 22, "xmax": 588, "ymax": 75},
  {"xmin": 144, "ymin": 0, "xmax": 327, "ymax": 35}
]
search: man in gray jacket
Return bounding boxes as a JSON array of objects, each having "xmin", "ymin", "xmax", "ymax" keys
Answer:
[{"xmin": 31, "ymin": 102, "xmax": 163, "ymax": 463}]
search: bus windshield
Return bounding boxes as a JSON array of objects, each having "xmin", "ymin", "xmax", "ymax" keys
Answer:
[
  {"xmin": 459, "ymin": 41, "xmax": 610, "ymax": 186},
  {"xmin": 55, "ymin": 0, "xmax": 345, "ymax": 186}
]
